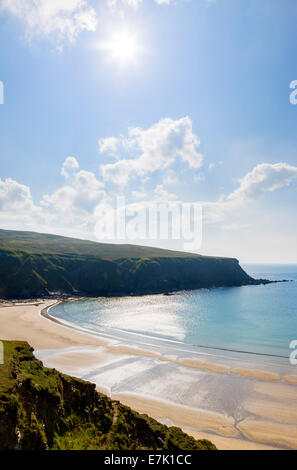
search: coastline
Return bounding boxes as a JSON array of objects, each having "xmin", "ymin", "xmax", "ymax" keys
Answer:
[
  {"xmin": 1, "ymin": 298, "xmax": 297, "ymax": 450},
  {"xmin": 0, "ymin": 273, "xmax": 289, "ymax": 302}
]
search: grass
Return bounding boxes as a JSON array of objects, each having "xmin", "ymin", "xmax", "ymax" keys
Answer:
[
  {"xmin": 0, "ymin": 228, "xmax": 205, "ymax": 259},
  {"xmin": 0, "ymin": 228, "xmax": 254, "ymax": 299}
]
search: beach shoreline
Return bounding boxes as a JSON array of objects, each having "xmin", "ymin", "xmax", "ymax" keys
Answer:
[{"xmin": 1, "ymin": 298, "xmax": 297, "ymax": 450}]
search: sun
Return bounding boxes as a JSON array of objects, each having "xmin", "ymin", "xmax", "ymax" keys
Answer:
[
  {"xmin": 99, "ymin": 31, "xmax": 141, "ymax": 64},
  {"xmin": 110, "ymin": 32, "xmax": 139, "ymax": 62}
]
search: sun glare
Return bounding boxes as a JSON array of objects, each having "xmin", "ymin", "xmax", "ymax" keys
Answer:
[{"xmin": 99, "ymin": 31, "xmax": 141, "ymax": 64}]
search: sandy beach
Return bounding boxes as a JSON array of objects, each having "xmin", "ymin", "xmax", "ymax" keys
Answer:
[{"xmin": 1, "ymin": 299, "xmax": 297, "ymax": 450}]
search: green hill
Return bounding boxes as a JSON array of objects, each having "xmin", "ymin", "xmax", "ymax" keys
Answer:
[
  {"xmin": 0, "ymin": 228, "xmax": 264, "ymax": 299},
  {"xmin": 0, "ymin": 340, "xmax": 216, "ymax": 450}
]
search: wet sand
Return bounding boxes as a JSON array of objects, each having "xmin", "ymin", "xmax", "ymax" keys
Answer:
[{"xmin": 1, "ymin": 299, "xmax": 297, "ymax": 450}]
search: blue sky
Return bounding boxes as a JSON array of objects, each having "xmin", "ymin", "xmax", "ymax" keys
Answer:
[{"xmin": 0, "ymin": 0, "xmax": 297, "ymax": 262}]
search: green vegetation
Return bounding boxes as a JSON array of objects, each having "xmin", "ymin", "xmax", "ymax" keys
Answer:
[
  {"xmin": 0, "ymin": 340, "xmax": 216, "ymax": 450},
  {"xmin": 0, "ymin": 228, "xmax": 219, "ymax": 259},
  {"xmin": 0, "ymin": 229, "xmax": 261, "ymax": 299}
]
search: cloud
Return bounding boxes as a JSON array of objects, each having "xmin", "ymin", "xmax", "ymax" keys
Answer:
[
  {"xmin": 108, "ymin": 0, "xmax": 174, "ymax": 10},
  {"xmin": 61, "ymin": 156, "xmax": 79, "ymax": 178},
  {"xmin": 125, "ymin": 0, "xmax": 142, "ymax": 6},
  {"xmin": 0, "ymin": 158, "xmax": 106, "ymax": 237},
  {"xmin": 41, "ymin": 163, "xmax": 107, "ymax": 237},
  {"xmin": 98, "ymin": 136, "xmax": 120, "ymax": 156},
  {"xmin": 131, "ymin": 189, "xmax": 147, "ymax": 200},
  {"xmin": 0, "ymin": 177, "xmax": 36, "ymax": 212},
  {"xmin": 100, "ymin": 117, "xmax": 203, "ymax": 187},
  {"xmin": 0, "ymin": 177, "xmax": 45, "ymax": 229},
  {"xmin": 154, "ymin": 0, "xmax": 172, "ymax": 4},
  {"xmin": 108, "ymin": 0, "xmax": 184, "ymax": 8},
  {"xmin": 107, "ymin": 0, "xmax": 142, "ymax": 10},
  {"xmin": 130, "ymin": 181, "xmax": 178, "ymax": 203},
  {"xmin": 201, "ymin": 162, "xmax": 297, "ymax": 225},
  {"xmin": 0, "ymin": 0, "xmax": 97, "ymax": 46},
  {"xmin": 221, "ymin": 223, "xmax": 252, "ymax": 231},
  {"xmin": 228, "ymin": 162, "xmax": 297, "ymax": 203},
  {"xmin": 1, "ymin": 154, "xmax": 297, "ymax": 250},
  {"xmin": 43, "ymin": 165, "xmax": 106, "ymax": 215},
  {"xmin": 153, "ymin": 184, "xmax": 178, "ymax": 201}
]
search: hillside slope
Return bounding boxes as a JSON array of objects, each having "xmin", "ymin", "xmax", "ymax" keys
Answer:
[
  {"xmin": 0, "ymin": 229, "xmax": 265, "ymax": 299},
  {"xmin": 0, "ymin": 341, "xmax": 216, "ymax": 450}
]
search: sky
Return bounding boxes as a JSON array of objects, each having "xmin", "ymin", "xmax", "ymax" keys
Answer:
[{"xmin": 0, "ymin": 0, "xmax": 297, "ymax": 263}]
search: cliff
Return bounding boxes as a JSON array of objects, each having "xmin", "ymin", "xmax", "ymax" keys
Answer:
[
  {"xmin": 0, "ymin": 340, "xmax": 216, "ymax": 450},
  {"xmin": 0, "ymin": 229, "xmax": 266, "ymax": 299}
]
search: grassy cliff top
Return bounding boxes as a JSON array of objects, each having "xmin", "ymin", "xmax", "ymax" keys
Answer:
[
  {"xmin": 0, "ymin": 228, "xmax": 229, "ymax": 261},
  {"xmin": 0, "ymin": 229, "xmax": 252, "ymax": 300},
  {"xmin": 0, "ymin": 340, "xmax": 216, "ymax": 451}
]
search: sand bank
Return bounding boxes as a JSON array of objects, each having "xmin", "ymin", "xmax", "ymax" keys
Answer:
[
  {"xmin": 229, "ymin": 367, "xmax": 280, "ymax": 381},
  {"xmin": 283, "ymin": 374, "xmax": 297, "ymax": 384},
  {"xmin": 186, "ymin": 430, "xmax": 276, "ymax": 451},
  {"xmin": 238, "ymin": 419, "xmax": 297, "ymax": 449}
]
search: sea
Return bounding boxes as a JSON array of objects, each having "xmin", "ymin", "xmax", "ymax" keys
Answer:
[{"xmin": 47, "ymin": 264, "xmax": 297, "ymax": 363}]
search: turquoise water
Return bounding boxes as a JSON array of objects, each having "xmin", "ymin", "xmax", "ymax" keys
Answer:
[{"xmin": 49, "ymin": 265, "xmax": 297, "ymax": 360}]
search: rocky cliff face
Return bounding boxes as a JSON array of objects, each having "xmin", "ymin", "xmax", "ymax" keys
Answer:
[
  {"xmin": 0, "ymin": 229, "xmax": 266, "ymax": 299},
  {"xmin": 0, "ymin": 341, "xmax": 216, "ymax": 451}
]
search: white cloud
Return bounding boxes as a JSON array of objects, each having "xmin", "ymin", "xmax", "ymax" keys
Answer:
[
  {"xmin": 100, "ymin": 117, "xmax": 203, "ymax": 187},
  {"xmin": 228, "ymin": 162, "xmax": 297, "ymax": 203},
  {"xmin": 201, "ymin": 162, "xmax": 297, "ymax": 225},
  {"xmin": 43, "ymin": 168, "xmax": 106, "ymax": 215},
  {"xmin": 130, "ymin": 182, "xmax": 178, "ymax": 203},
  {"xmin": 108, "ymin": 0, "xmax": 177, "ymax": 8},
  {"xmin": 41, "ymin": 165, "xmax": 107, "ymax": 236},
  {"xmin": 0, "ymin": 158, "xmax": 106, "ymax": 236},
  {"xmin": 58, "ymin": 157, "xmax": 106, "ymax": 215},
  {"xmin": 98, "ymin": 136, "xmax": 120, "ymax": 156},
  {"xmin": 0, "ymin": 0, "xmax": 97, "ymax": 46},
  {"xmin": 107, "ymin": 0, "xmax": 142, "ymax": 10},
  {"xmin": 154, "ymin": 0, "xmax": 171, "ymax": 4},
  {"xmin": 0, "ymin": 177, "xmax": 45, "ymax": 229},
  {"xmin": 221, "ymin": 223, "xmax": 252, "ymax": 231},
  {"xmin": 131, "ymin": 189, "xmax": 147, "ymax": 200},
  {"xmin": 102, "ymin": 159, "xmax": 134, "ymax": 187},
  {"xmin": 0, "ymin": 177, "xmax": 36, "ymax": 212},
  {"xmin": 153, "ymin": 184, "xmax": 178, "ymax": 201},
  {"xmin": 1, "ymin": 154, "xmax": 297, "ymax": 258},
  {"xmin": 125, "ymin": 0, "xmax": 142, "ymax": 6},
  {"xmin": 61, "ymin": 156, "xmax": 79, "ymax": 178}
]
